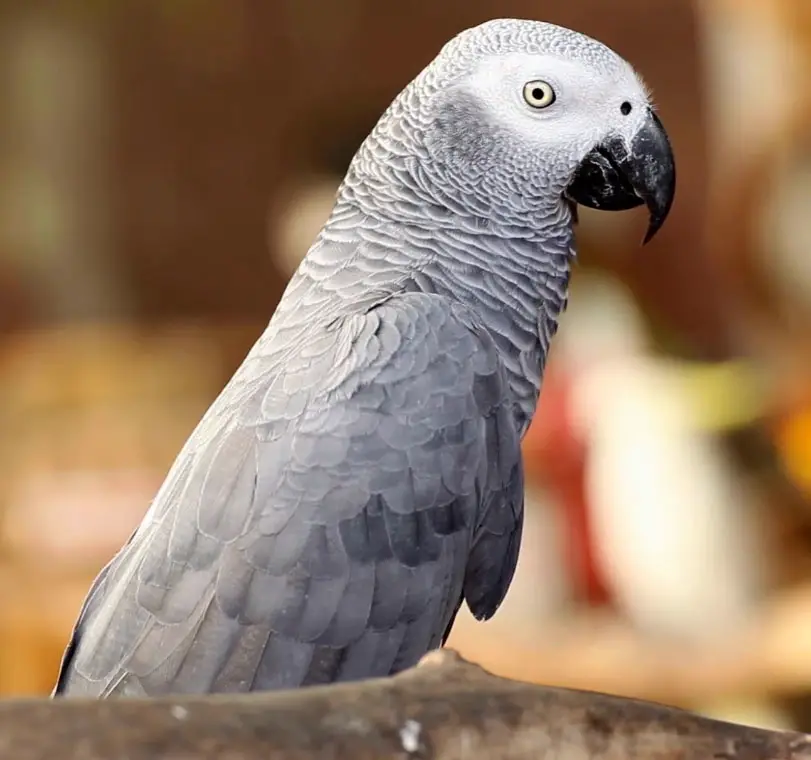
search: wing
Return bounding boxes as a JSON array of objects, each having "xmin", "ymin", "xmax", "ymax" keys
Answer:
[{"xmin": 54, "ymin": 290, "xmax": 524, "ymax": 697}]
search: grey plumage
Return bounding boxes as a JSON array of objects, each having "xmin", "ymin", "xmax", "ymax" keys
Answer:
[{"xmin": 54, "ymin": 18, "xmax": 674, "ymax": 697}]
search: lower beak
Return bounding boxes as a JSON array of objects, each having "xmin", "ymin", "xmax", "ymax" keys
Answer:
[{"xmin": 564, "ymin": 108, "xmax": 676, "ymax": 244}]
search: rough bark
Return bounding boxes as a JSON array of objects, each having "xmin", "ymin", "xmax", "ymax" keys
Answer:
[{"xmin": 3, "ymin": 650, "xmax": 810, "ymax": 760}]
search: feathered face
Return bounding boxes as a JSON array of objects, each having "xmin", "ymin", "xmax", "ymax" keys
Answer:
[{"xmin": 418, "ymin": 19, "xmax": 675, "ymax": 243}]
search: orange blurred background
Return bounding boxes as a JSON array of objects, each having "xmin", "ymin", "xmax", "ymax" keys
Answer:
[{"xmin": 0, "ymin": 0, "xmax": 811, "ymax": 733}]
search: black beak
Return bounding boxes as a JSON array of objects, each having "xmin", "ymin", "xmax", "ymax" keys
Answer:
[{"xmin": 565, "ymin": 108, "xmax": 676, "ymax": 244}]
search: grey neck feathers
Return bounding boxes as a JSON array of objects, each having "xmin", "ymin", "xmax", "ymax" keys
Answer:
[{"xmin": 288, "ymin": 104, "xmax": 576, "ymax": 434}]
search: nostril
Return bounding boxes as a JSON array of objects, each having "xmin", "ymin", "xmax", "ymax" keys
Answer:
[{"xmin": 620, "ymin": 101, "xmax": 632, "ymax": 116}]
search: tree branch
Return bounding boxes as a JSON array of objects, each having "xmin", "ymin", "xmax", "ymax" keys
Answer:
[{"xmin": 3, "ymin": 650, "xmax": 810, "ymax": 760}]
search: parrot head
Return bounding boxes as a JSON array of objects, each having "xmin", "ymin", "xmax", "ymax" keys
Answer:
[{"xmin": 409, "ymin": 19, "xmax": 676, "ymax": 244}]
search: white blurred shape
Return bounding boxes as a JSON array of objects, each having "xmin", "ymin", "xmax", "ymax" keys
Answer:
[
  {"xmin": 270, "ymin": 174, "xmax": 340, "ymax": 277},
  {"xmin": 560, "ymin": 274, "xmax": 764, "ymax": 643}
]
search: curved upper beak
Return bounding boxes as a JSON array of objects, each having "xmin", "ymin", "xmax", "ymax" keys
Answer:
[{"xmin": 564, "ymin": 108, "xmax": 676, "ymax": 244}]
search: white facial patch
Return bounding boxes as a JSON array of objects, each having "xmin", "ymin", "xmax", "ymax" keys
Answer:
[{"xmin": 464, "ymin": 50, "xmax": 652, "ymax": 158}]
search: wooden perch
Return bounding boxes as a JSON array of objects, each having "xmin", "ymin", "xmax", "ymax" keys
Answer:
[{"xmin": 3, "ymin": 650, "xmax": 811, "ymax": 760}]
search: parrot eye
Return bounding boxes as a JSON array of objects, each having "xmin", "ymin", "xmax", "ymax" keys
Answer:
[
  {"xmin": 620, "ymin": 101, "xmax": 632, "ymax": 115},
  {"xmin": 522, "ymin": 80, "xmax": 556, "ymax": 109}
]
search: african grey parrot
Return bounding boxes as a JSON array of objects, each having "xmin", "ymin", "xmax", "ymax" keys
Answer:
[{"xmin": 54, "ymin": 18, "xmax": 675, "ymax": 698}]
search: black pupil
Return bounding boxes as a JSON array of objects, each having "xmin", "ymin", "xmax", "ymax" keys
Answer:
[
  {"xmin": 620, "ymin": 101, "xmax": 632, "ymax": 115},
  {"xmin": 531, "ymin": 87, "xmax": 545, "ymax": 101}
]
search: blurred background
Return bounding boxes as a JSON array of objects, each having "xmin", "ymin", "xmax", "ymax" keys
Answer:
[{"xmin": 0, "ymin": 0, "xmax": 810, "ymax": 732}]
